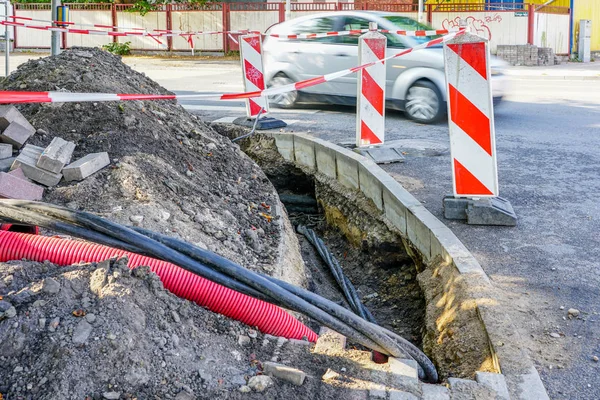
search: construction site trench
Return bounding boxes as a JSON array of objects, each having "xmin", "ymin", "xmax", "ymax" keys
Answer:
[{"xmin": 0, "ymin": 49, "xmax": 496, "ymax": 399}]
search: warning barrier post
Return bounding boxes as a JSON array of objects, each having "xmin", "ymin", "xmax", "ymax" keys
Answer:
[
  {"xmin": 442, "ymin": 32, "xmax": 517, "ymax": 226},
  {"xmin": 235, "ymin": 33, "xmax": 285, "ymax": 130},
  {"xmin": 356, "ymin": 23, "xmax": 386, "ymax": 148}
]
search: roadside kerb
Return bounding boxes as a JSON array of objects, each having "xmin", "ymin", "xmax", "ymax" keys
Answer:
[{"xmin": 263, "ymin": 132, "xmax": 549, "ymax": 400}]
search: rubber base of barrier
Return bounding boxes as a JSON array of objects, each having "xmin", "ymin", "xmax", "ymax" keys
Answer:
[
  {"xmin": 354, "ymin": 146, "xmax": 405, "ymax": 164},
  {"xmin": 443, "ymin": 195, "xmax": 517, "ymax": 226},
  {"xmin": 233, "ymin": 116, "xmax": 287, "ymax": 130}
]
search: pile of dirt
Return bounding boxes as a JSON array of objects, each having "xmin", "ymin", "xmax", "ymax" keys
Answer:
[
  {"xmin": 0, "ymin": 47, "xmax": 281, "ymax": 273},
  {"xmin": 0, "ymin": 48, "xmax": 315, "ymax": 398},
  {"xmin": 0, "ymin": 258, "xmax": 266, "ymax": 399},
  {"xmin": 0, "ymin": 259, "xmax": 427, "ymax": 400}
]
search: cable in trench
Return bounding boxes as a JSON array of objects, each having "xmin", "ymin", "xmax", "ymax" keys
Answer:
[{"xmin": 0, "ymin": 199, "xmax": 438, "ymax": 382}]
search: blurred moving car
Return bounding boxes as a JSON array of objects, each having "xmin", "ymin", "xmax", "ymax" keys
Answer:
[{"xmin": 263, "ymin": 11, "xmax": 508, "ymax": 124}]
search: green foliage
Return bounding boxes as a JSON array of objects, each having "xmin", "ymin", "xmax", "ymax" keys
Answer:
[
  {"xmin": 102, "ymin": 41, "xmax": 131, "ymax": 56},
  {"xmin": 126, "ymin": 1, "xmax": 159, "ymax": 16}
]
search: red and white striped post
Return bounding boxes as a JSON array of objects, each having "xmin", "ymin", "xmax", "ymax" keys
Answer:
[
  {"xmin": 356, "ymin": 23, "xmax": 387, "ymax": 148},
  {"xmin": 443, "ymin": 32, "xmax": 516, "ymax": 225},
  {"xmin": 239, "ymin": 34, "xmax": 269, "ymax": 119},
  {"xmin": 445, "ymin": 32, "xmax": 498, "ymax": 197}
]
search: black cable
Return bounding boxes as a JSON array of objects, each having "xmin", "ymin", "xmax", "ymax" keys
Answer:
[
  {"xmin": 0, "ymin": 201, "xmax": 397, "ymax": 359},
  {"xmin": 0, "ymin": 200, "xmax": 438, "ymax": 382},
  {"xmin": 297, "ymin": 225, "xmax": 374, "ymax": 322}
]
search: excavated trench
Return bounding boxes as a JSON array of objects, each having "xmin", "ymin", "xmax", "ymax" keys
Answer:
[
  {"xmin": 211, "ymin": 125, "xmax": 497, "ymax": 382},
  {"xmin": 214, "ymin": 128, "xmax": 426, "ymax": 351}
]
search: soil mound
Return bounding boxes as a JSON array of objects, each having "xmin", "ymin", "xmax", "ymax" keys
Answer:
[
  {"xmin": 0, "ymin": 258, "xmax": 268, "ymax": 399},
  {"xmin": 0, "ymin": 47, "xmax": 280, "ymax": 271}
]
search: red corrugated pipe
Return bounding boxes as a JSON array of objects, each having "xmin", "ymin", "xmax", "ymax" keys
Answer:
[{"xmin": 0, "ymin": 230, "xmax": 318, "ymax": 342}]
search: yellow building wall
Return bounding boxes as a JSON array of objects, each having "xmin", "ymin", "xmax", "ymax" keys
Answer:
[
  {"xmin": 529, "ymin": 0, "xmax": 570, "ymax": 7},
  {"xmin": 426, "ymin": 0, "xmax": 571, "ymax": 6},
  {"xmin": 573, "ymin": 0, "xmax": 600, "ymax": 52}
]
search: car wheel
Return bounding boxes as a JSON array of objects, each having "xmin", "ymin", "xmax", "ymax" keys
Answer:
[
  {"xmin": 405, "ymin": 80, "xmax": 444, "ymax": 124},
  {"xmin": 268, "ymin": 73, "xmax": 299, "ymax": 109}
]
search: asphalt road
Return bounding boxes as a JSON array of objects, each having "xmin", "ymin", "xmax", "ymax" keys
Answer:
[
  {"xmin": 165, "ymin": 68, "xmax": 600, "ymax": 400},
  {"xmin": 4, "ymin": 54, "xmax": 599, "ymax": 399}
]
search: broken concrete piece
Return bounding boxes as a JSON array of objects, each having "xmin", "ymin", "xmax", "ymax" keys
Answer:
[
  {"xmin": 0, "ymin": 122, "xmax": 35, "ymax": 149},
  {"xmin": 62, "ymin": 152, "xmax": 109, "ymax": 182},
  {"xmin": 0, "ymin": 105, "xmax": 35, "ymax": 132},
  {"xmin": 8, "ymin": 167, "xmax": 28, "ymax": 181},
  {"xmin": 37, "ymin": 137, "xmax": 76, "ymax": 173},
  {"xmin": 263, "ymin": 362, "xmax": 306, "ymax": 386},
  {"xmin": 0, "ymin": 143, "xmax": 12, "ymax": 159},
  {"xmin": 11, "ymin": 144, "xmax": 62, "ymax": 187},
  {"xmin": 0, "ymin": 157, "xmax": 15, "ymax": 172},
  {"xmin": 0, "ymin": 171, "xmax": 44, "ymax": 200}
]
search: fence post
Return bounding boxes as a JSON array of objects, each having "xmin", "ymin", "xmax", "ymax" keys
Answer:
[
  {"xmin": 527, "ymin": 3, "xmax": 535, "ymax": 45},
  {"xmin": 426, "ymin": 4, "xmax": 433, "ymax": 24},
  {"xmin": 356, "ymin": 22, "xmax": 387, "ymax": 147},
  {"xmin": 442, "ymin": 32, "xmax": 517, "ymax": 226},
  {"xmin": 222, "ymin": 3, "xmax": 230, "ymax": 53},
  {"xmin": 111, "ymin": 4, "xmax": 117, "ymax": 44},
  {"xmin": 278, "ymin": 3, "xmax": 285, "ymax": 23},
  {"xmin": 166, "ymin": 3, "xmax": 173, "ymax": 51}
]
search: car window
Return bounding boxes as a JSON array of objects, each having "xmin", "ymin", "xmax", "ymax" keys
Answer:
[
  {"xmin": 340, "ymin": 17, "xmax": 406, "ymax": 49},
  {"xmin": 289, "ymin": 17, "xmax": 340, "ymax": 43},
  {"xmin": 382, "ymin": 16, "xmax": 442, "ymax": 45}
]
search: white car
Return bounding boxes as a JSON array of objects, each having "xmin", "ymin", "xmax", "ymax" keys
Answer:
[{"xmin": 263, "ymin": 11, "xmax": 507, "ymax": 124}]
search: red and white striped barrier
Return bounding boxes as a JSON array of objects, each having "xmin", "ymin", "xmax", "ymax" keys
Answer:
[
  {"xmin": 444, "ymin": 33, "xmax": 498, "ymax": 197},
  {"xmin": 0, "ymin": 30, "xmax": 465, "ymax": 106},
  {"xmin": 356, "ymin": 26, "xmax": 387, "ymax": 147},
  {"xmin": 239, "ymin": 34, "xmax": 268, "ymax": 118}
]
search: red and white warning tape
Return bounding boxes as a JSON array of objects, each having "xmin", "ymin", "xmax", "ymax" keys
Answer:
[
  {"xmin": 0, "ymin": 29, "xmax": 465, "ymax": 105},
  {"xmin": 0, "ymin": 20, "xmax": 258, "ymax": 41},
  {"xmin": 1, "ymin": 15, "xmax": 452, "ymax": 40}
]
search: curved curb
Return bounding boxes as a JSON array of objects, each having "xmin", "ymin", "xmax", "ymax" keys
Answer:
[{"xmin": 264, "ymin": 132, "xmax": 550, "ymax": 400}]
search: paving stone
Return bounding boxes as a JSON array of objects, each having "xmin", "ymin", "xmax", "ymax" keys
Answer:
[
  {"xmin": 388, "ymin": 358, "xmax": 418, "ymax": 380},
  {"xmin": 448, "ymin": 377, "xmax": 498, "ymax": 400},
  {"xmin": 475, "ymin": 372, "xmax": 509, "ymax": 400},
  {"xmin": 12, "ymin": 145, "xmax": 62, "ymax": 187},
  {"xmin": 0, "ymin": 143, "xmax": 12, "ymax": 159},
  {"xmin": 0, "ymin": 171, "xmax": 44, "ymax": 200},
  {"xmin": 421, "ymin": 384, "xmax": 450, "ymax": 400},
  {"xmin": 262, "ymin": 361, "xmax": 306, "ymax": 386},
  {"xmin": 0, "ymin": 157, "xmax": 15, "ymax": 172},
  {"xmin": 37, "ymin": 137, "xmax": 76, "ymax": 173},
  {"xmin": 0, "ymin": 105, "xmax": 35, "ymax": 132},
  {"xmin": 62, "ymin": 152, "xmax": 109, "ymax": 182},
  {"xmin": 7, "ymin": 167, "xmax": 28, "ymax": 181},
  {"xmin": 0, "ymin": 122, "xmax": 35, "ymax": 149},
  {"xmin": 388, "ymin": 390, "xmax": 417, "ymax": 400},
  {"xmin": 368, "ymin": 370, "xmax": 388, "ymax": 399},
  {"xmin": 313, "ymin": 326, "xmax": 346, "ymax": 354}
]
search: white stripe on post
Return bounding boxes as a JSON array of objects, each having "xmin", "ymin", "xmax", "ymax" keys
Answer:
[
  {"xmin": 356, "ymin": 25, "xmax": 387, "ymax": 147},
  {"xmin": 239, "ymin": 34, "xmax": 269, "ymax": 119},
  {"xmin": 444, "ymin": 32, "xmax": 499, "ymax": 198}
]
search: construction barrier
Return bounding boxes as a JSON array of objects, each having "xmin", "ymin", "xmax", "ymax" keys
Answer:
[
  {"xmin": 444, "ymin": 32, "xmax": 498, "ymax": 197},
  {"xmin": 239, "ymin": 34, "xmax": 268, "ymax": 118},
  {"xmin": 0, "ymin": 29, "xmax": 464, "ymax": 105},
  {"xmin": 356, "ymin": 24, "xmax": 387, "ymax": 147}
]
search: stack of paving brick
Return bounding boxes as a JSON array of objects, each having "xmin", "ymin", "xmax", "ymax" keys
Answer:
[
  {"xmin": 537, "ymin": 47, "xmax": 556, "ymax": 66},
  {"xmin": 496, "ymin": 44, "xmax": 539, "ymax": 66},
  {"xmin": 0, "ymin": 105, "xmax": 110, "ymax": 201}
]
